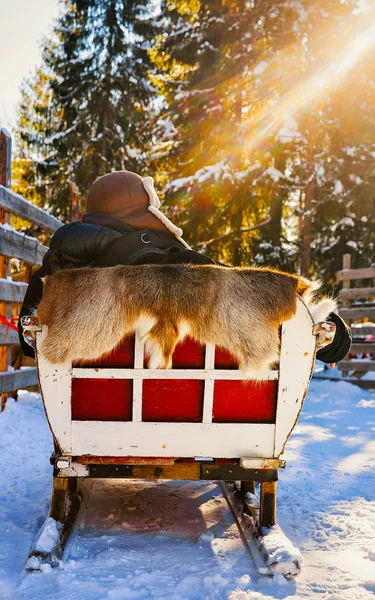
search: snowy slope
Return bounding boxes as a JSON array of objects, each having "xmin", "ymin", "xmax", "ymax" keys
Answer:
[{"xmin": 0, "ymin": 380, "xmax": 374, "ymax": 600}]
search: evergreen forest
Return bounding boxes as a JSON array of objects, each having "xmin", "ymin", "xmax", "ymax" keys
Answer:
[{"xmin": 14, "ymin": 0, "xmax": 375, "ymax": 286}]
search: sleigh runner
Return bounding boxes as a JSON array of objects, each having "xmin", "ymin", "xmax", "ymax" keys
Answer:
[{"xmin": 22, "ymin": 295, "xmax": 327, "ymax": 576}]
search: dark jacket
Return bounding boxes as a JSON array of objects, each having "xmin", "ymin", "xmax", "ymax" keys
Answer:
[{"xmin": 19, "ymin": 212, "xmax": 351, "ymax": 363}]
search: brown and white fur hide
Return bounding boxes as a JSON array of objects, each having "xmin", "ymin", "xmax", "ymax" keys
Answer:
[{"xmin": 37, "ymin": 264, "xmax": 336, "ymax": 377}]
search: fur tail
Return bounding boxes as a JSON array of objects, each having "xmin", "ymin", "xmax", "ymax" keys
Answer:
[
  {"xmin": 309, "ymin": 297, "xmax": 337, "ymax": 324},
  {"xmin": 296, "ymin": 276, "xmax": 337, "ymax": 323},
  {"xmin": 296, "ymin": 276, "xmax": 321, "ymax": 304}
]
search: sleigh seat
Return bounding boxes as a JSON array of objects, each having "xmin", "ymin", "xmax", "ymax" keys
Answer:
[{"xmin": 22, "ymin": 295, "xmax": 322, "ymax": 575}]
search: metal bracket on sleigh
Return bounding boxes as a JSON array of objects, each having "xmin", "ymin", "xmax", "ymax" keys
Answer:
[{"xmin": 21, "ymin": 298, "xmax": 334, "ymax": 576}]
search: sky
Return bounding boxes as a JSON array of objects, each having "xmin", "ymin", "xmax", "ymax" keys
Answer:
[{"xmin": 0, "ymin": 0, "xmax": 59, "ymax": 135}]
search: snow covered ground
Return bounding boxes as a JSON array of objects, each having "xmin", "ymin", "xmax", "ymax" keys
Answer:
[{"xmin": 0, "ymin": 379, "xmax": 374, "ymax": 600}]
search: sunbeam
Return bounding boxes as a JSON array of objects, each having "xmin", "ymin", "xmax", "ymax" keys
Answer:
[{"xmin": 243, "ymin": 16, "xmax": 375, "ymax": 151}]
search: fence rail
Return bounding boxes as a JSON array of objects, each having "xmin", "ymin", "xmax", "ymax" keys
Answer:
[
  {"xmin": 0, "ymin": 185, "xmax": 61, "ymax": 232},
  {"xmin": 337, "ymin": 253, "xmax": 375, "ymax": 385},
  {"xmin": 0, "ymin": 325, "xmax": 19, "ymax": 346},
  {"xmin": 0, "ymin": 226, "xmax": 48, "ymax": 265},
  {"xmin": 336, "ymin": 266, "xmax": 375, "ymax": 281},
  {"xmin": 0, "ymin": 368, "xmax": 40, "ymax": 394},
  {"xmin": 0, "ymin": 127, "xmax": 63, "ymax": 408},
  {"xmin": 339, "ymin": 307, "xmax": 375, "ymax": 320},
  {"xmin": 0, "ymin": 280, "xmax": 28, "ymax": 303},
  {"xmin": 339, "ymin": 287, "xmax": 375, "ymax": 300}
]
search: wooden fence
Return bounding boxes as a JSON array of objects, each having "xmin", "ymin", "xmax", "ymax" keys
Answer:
[
  {"xmin": 0, "ymin": 128, "xmax": 62, "ymax": 409},
  {"xmin": 337, "ymin": 253, "xmax": 375, "ymax": 382}
]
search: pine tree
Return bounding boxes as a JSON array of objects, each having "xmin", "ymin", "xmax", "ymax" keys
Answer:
[
  {"xmin": 269, "ymin": 0, "xmax": 375, "ymax": 282},
  {"xmin": 149, "ymin": 0, "xmax": 310, "ymax": 266},
  {"xmin": 149, "ymin": 1, "xmax": 250, "ymax": 264},
  {"xmin": 15, "ymin": 0, "xmax": 374, "ymax": 280},
  {"xmin": 13, "ymin": 66, "xmax": 57, "ymax": 211},
  {"xmin": 17, "ymin": 0, "xmax": 156, "ymax": 220},
  {"xmin": 150, "ymin": 0, "xmax": 375, "ymax": 279}
]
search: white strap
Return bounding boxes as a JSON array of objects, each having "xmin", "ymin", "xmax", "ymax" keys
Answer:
[{"xmin": 142, "ymin": 176, "xmax": 191, "ymax": 249}]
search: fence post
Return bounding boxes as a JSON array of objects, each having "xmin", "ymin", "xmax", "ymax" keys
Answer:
[
  {"xmin": 342, "ymin": 254, "xmax": 351, "ymax": 304},
  {"xmin": 0, "ymin": 128, "xmax": 12, "ymax": 188},
  {"xmin": 0, "ymin": 128, "xmax": 12, "ymax": 410},
  {"xmin": 341, "ymin": 253, "xmax": 351, "ymax": 377}
]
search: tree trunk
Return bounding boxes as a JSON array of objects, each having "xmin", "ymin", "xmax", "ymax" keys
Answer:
[
  {"xmin": 269, "ymin": 155, "xmax": 284, "ymax": 258},
  {"xmin": 300, "ymin": 119, "xmax": 315, "ymax": 277},
  {"xmin": 300, "ymin": 180, "xmax": 314, "ymax": 277}
]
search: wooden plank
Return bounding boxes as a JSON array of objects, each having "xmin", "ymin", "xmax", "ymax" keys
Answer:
[
  {"xmin": 202, "ymin": 343, "xmax": 215, "ymax": 424},
  {"xmin": 0, "ymin": 279, "xmax": 27, "ymax": 303},
  {"xmin": 132, "ymin": 333, "xmax": 144, "ymax": 422},
  {"xmin": 260, "ymin": 481, "xmax": 276, "ymax": 527},
  {"xmin": 72, "ymin": 367, "xmax": 279, "ymax": 380},
  {"xmin": 337, "ymin": 267, "xmax": 375, "ymax": 281},
  {"xmin": 27, "ymin": 478, "xmax": 81, "ymax": 569},
  {"xmin": 338, "ymin": 360, "xmax": 375, "ymax": 372},
  {"xmin": 312, "ymin": 373, "xmax": 375, "ymax": 390},
  {"xmin": 58, "ymin": 462, "xmax": 203, "ymax": 480},
  {"xmin": 0, "ymin": 185, "xmax": 62, "ymax": 232},
  {"xmin": 36, "ymin": 328, "xmax": 72, "ymax": 453},
  {"xmin": 339, "ymin": 287, "xmax": 375, "ymax": 300},
  {"xmin": 71, "ymin": 421, "xmax": 275, "ymax": 458},
  {"xmin": 351, "ymin": 343, "xmax": 375, "ymax": 353},
  {"xmin": 0, "ymin": 129, "xmax": 12, "ymax": 410},
  {"xmin": 76, "ymin": 456, "xmax": 177, "ymax": 465},
  {"xmin": 352, "ymin": 326, "xmax": 375, "ymax": 336},
  {"xmin": 0, "ymin": 129, "xmax": 12, "ymax": 188},
  {"xmin": 0, "ymin": 368, "xmax": 38, "ymax": 393},
  {"xmin": 0, "ymin": 324, "xmax": 19, "ymax": 346},
  {"xmin": 339, "ymin": 307, "xmax": 375, "ymax": 320},
  {"xmin": 239, "ymin": 457, "xmax": 284, "ymax": 469},
  {"xmin": 0, "ymin": 225, "xmax": 47, "ymax": 265},
  {"xmin": 0, "ymin": 235, "xmax": 9, "ymax": 410},
  {"xmin": 273, "ymin": 298, "xmax": 315, "ymax": 457},
  {"xmin": 342, "ymin": 379, "xmax": 375, "ymax": 390},
  {"xmin": 131, "ymin": 464, "xmax": 202, "ymax": 480}
]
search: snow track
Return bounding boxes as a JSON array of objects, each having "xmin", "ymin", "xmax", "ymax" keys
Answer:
[
  {"xmin": 19, "ymin": 480, "xmax": 257, "ymax": 600},
  {"xmin": 1, "ymin": 380, "xmax": 375, "ymax": 599}
]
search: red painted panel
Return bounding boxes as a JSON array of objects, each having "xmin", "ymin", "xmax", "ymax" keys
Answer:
[
  {"xmin": 74, "ymin": 335, "xmax": 136, "ymax": 368},
  {"xmin": 142, "ymin": 380, "xmax": 204, "ymax": 422},
  {"xmin": 171, "ymin": 338, "xmax": 205, "ymax": 368},
  {"xmin": 71, "ymin": 336, "xmax": 277, "ymax": 424},
  {"xmin": 215, "ymin": 347, "xmax": 238, "ymax": 369},
  {"xmin": 72, "ymin": 379, "xmax": 133, "ymax": 421},
  {"xmin": 144, "ymin": 337, "xmax": 205, "ymax": 369},
  {"xmin": 213, "ymin": 380, "xmax": 277, "ymax": 423}
]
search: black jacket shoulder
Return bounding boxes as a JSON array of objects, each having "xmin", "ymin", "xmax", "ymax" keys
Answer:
[
  {"xmin": 48, "ymin": 221, "xmax": 124, "ymax": 271},
  {"xmin": 46, "ymin": 221, "xmax": 199, "ymax": 271}
]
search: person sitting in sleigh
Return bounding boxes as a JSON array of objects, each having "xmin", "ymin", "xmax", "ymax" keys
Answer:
[{"xmin": 18, "ymin": 170, "xmax": 351, "ymax": 363}]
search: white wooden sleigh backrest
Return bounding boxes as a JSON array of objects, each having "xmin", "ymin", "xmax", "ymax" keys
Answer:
[{"xmin": 35, "ymin": 297, "xmax": 316, "ymax": 460}]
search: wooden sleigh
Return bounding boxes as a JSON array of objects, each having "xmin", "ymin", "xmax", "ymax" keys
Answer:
[{"xmin": 21, "ymin": 295, "xmax": 325, "ymax": 577}]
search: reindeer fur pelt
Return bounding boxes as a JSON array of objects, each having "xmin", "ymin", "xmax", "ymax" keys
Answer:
[{"xmin": 37, "ymin": 264, "xmax": 335, "ymax": 376}]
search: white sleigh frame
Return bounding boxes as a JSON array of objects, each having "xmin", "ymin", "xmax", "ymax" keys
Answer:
[
  {"xmin": 34, "ymin": 296, "xmax": 316, "ymax": 462},
  {"xmin": 25, "ymin": 296, "xmax": 319, "ymax": 573}
]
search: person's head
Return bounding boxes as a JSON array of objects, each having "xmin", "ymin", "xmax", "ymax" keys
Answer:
[{"xmin": 84, "ymin": 170, "xmax": 188, "ymax": 246}]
